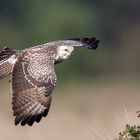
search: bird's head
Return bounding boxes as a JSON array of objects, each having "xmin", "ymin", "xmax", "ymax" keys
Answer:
[{"xmin": 55, "ymin": 46, "xmax": 74, "ymax": 62}]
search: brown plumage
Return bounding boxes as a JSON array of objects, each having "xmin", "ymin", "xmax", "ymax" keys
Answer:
[
  {"xmin": 0, "ymin": 47, "xmax": 18, "ymax": 78},
  {"xmin": 0, "ymin": 37, "xmax": 100, "ymax": 126}
]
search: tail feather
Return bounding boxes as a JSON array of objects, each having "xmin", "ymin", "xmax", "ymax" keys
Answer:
[{"xmin": 0, "ymin": 47, "xmax": 18, "ymax": 79}]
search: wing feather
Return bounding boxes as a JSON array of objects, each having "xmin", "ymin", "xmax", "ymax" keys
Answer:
[
  {"xmin": 65, "ymin": 37, "xmax": 100, "ymax": 50},
  {"xmin": 47, "ymin": 37, "xmax": 100, "ymax": 50},
  {"xmin": 12, "ymin": 52, "xmax": 56, "ymax": 126}
]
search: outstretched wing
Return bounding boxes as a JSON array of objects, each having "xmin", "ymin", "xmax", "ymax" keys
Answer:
[
  {"xmin": 11, "ymin": 52, "xmax": 57, "ymax": 126},
  {"xmin": 65, "ymin": 37, "xmax": 100, "ymax": 50},
  {"xmin": 46, "ymin": 37, "xmax": 100, "ymax": 50}
]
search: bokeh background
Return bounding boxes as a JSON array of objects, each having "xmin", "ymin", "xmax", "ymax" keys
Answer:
[{"xmin": 0, "ymin": 0, "xmax": 140, "ymax": 140}]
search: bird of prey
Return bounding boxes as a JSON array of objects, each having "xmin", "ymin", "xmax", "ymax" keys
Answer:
[{"xmin": 0, "ymin": 37, "xmax": 99, "ymax": 126}]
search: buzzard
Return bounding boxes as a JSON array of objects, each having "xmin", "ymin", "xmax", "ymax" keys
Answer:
[{"xmin": 0, "ymin": 37, "xmax": 99, "ymax": 126}]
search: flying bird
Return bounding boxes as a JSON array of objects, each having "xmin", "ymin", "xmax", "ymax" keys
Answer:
[{"xmin": 0, "ymin": 37, "xmax": 99, "ymax": 126}]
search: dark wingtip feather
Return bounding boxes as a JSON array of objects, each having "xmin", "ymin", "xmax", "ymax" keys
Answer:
[
  {"xmin": 27, "ymin": 116, "xmax": 36, "ymax": 126},
  {"xmin": 14, "ymin": 109, "xmax": 50, "ymax": 126},
  {"xmin": 15, "ymin": 117, "xmax": 21, "ymax": 126},
  {"xmin": 87, "ymin": 39, "xmax": 100, "ymax": 50},
  {"xmin": 66, "ymin": 37, "xmax": 100, "ymax": 50},
  {"xmin": 43, "ymin": 108, "xmax": 49, "ymax": 117},
  {"xmin": 0, "ymin": 47, "xmax": 17, "ymax": 61},
  {"xmin": 35, "ymin": 114, "xmax": 43, "ymax": 123}
]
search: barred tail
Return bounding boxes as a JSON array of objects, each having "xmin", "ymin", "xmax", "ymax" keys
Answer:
[{"xmin": 0, "ymin": 47, "xmax": 18, "ymax": 79}]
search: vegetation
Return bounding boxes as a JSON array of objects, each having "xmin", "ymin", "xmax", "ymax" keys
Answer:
[{"xmin": 115, "ymin": 124, "xmax": 140, "ymax": 140}]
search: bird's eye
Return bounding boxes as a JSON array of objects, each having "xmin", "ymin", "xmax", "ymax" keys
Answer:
[{"xmin": 64, "ymin": 48, "xmax": 68, "ymax": 51}]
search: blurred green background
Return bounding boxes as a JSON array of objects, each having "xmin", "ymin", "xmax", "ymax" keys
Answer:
[
  {"xmin": 0, "ymin": 0, "xmax": 140, "ymax": 79},
  {"xmin": 0, "ymin": 0, "xmax": 140, "ymax": 140}
]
